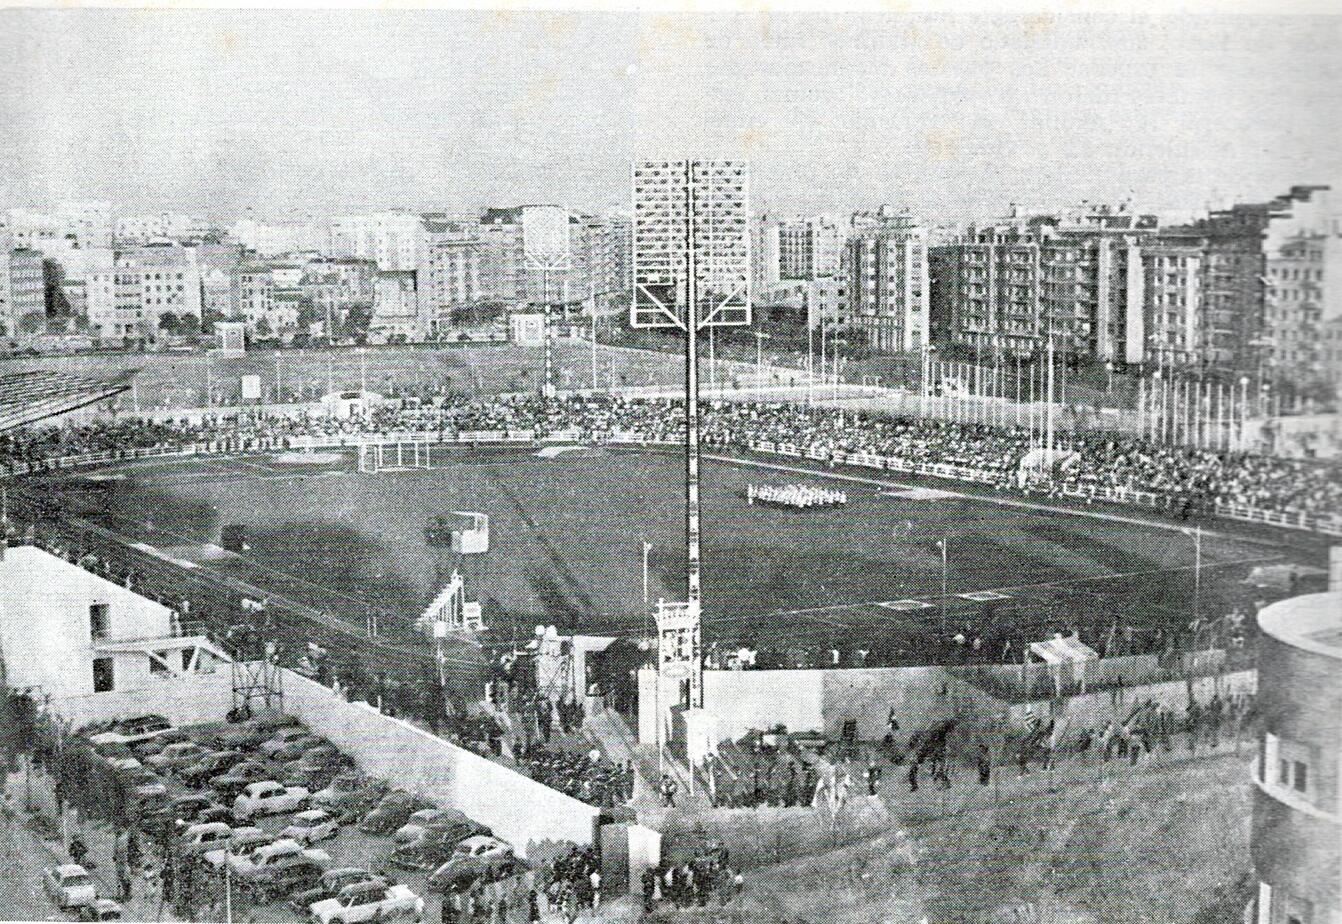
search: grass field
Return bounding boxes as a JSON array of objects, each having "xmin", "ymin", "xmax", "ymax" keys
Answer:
[{"xmin": 55, "ymin": 445, "xmax": 1303, "ymax": 666}]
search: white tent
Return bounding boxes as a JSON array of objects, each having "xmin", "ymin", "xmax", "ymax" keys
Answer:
[{"xmin": 1026, "ymin": 633, "xmax": 1099, "ymax": 696}]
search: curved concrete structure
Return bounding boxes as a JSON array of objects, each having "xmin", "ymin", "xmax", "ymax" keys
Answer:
[{"xmin": 1251, "ymin": 592, "xmax": 1342, "ymax": 924}]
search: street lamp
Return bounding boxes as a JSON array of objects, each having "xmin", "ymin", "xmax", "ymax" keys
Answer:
[
  {"xmin": 920, "ymin": 344, "xmax": 937, "ymax": 419},
  {"xmin": 753, "ymin": 331, "xmax": 770, "ymax": 388}
]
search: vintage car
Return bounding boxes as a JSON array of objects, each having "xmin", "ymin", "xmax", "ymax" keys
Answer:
[
  {"xmin": 280, "ymin": 808, "xmax": 340, "ymax": 845},
  {"xmin": 289, "ymin": 869, "xmax": 387, "ymax": 913},
  {"xmin": 43, "ymin": 864, "xmax": 97, "ymax": 910},
  {"xmin": 309, "ymin": 881, "xmax": 423, "ymax": 924},
  {"xmin": 232, "ymin": 781, "xmax": 309, "ymax": 822}
]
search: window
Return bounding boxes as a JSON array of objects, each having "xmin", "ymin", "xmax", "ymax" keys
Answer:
[
  {"xmin": 92, "ymin": 657, "xmax": 114, "ymax": 692},
  {"xmin": 90, "ymin": 602, "xmax": 110, "ymax": 640}
]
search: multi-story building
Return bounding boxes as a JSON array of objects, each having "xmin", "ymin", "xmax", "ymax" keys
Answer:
[
  {"xmin": 115, "ymin": 212, "xmax": 210, "ymax": 245},
  {"xmin": 631, "ymin": 160, "xmax": 750, "ymax": 327},
  {"xmin": 418, "ymin": 229, "xmax": 483, "ymax": 336},
  {"xmin": 1322, "ymin": 316, "xmax": 1342, "ymax": 391},
  {"xmin": 841, "ymin": 217, "xmax": 929, "ymax": 353},
  {"xmin": 300, "ymin": 257, "xmax": 376, "ymax": 337},
  {"xmin": 930, "ymin": 203, "xmax": 1158, "ymax": 361},
  {"xmin": 570, "ymin": 211, "xmax": 633, "ymax": 317},
  {"xmin": 6, "ymin": 248, "xmax": 47, "ymax": 339},
  {"xmin": 231, "ymin": 264, "xmax": 276, "ymax": 333},
  {"xmin": 778, "ymin": 214, "xmax": 845, "ymax": 281},
  {"xmin": 111, "ymin": 246, "xmax": 203, "ymax": 338},
  {"xmin": 7, "ymin": 201, "xmax": 113, "ymax": 252},
  {"xmin": 371, "ymin": 270, "xmax": 420, "ymax": 342},
  {"xmin": 751, "ymin": 217, "xmax": 781, "ymax": 295},
  {"xmin": 328, "ymin": 212, "xmax": 423, "ymax": 272},
  {"xmin": 1250, "ymin": 591, "xmax": 1341, "ymax": 924}
]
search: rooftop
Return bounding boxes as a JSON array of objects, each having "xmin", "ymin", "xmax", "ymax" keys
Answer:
[{"xmin": 1257, "ymin": 591, "xmax": 1342, "ymax": 659}]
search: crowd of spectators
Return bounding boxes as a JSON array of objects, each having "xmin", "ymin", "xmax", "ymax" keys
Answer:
[
  {"xmin": 514, "ymin": 741, "xmax": 634, "ymax": 809},
  {"xmin": 3, "ymin": 393, "xmax": 1339, "ymax": 522}
]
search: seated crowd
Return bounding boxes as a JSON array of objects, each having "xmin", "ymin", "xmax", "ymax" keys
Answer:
[{"xmin": 3, "ymin": 393, "xmax": 1338, "ymax": 521}]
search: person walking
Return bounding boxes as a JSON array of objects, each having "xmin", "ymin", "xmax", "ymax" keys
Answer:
[
  {"xmin": 907, "ymin": 760, "xmax": 919, "ymax": 792},
  {"xmin": 977, "ymin": 744, "xmax": 992, "ymax": 786}
]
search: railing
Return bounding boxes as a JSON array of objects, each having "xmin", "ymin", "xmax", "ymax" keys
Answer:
[{"xmin": 5, "ymin": 430, "xmax": 1339, "ymax": 538}]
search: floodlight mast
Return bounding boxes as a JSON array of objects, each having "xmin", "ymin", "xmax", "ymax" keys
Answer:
[{"xmin": 685, "ymin": 161, "xmax": 702, "ymax": 614}]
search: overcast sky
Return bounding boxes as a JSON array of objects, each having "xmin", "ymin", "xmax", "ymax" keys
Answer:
[{"xmin": 1, "ymin": 11, "xmax": 1338, "ymax": 223}]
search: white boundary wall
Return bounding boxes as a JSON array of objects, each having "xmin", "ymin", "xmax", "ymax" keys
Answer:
[{"xmin": 280, "ymin": 671, "xmax": 600, "ymax": 856}]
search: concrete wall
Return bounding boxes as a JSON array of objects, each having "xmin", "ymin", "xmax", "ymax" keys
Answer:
[
  {"xmin": 280, "ymin": 671, "xmax": 600, "ymax": 857},
  {"xmin": 0, "ymin": 546, "xmax": 176, "ymax": 699},
  {"xmin": 702, "ymin": 670, "xmax": 825, "ymax": 741},
  {"xmin": 50, "ymin": 666, "xmax": 237, "ymax": 731},
  {"xmin": 1006, "ymin": 669, "xmax": 1257, "ymax": 729},
  {"xmin": 699, "ymin": 666, "xmax": 1000, "ymax": 743}
]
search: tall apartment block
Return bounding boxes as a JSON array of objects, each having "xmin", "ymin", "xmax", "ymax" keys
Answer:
[{"xmin": 841, "ymin": 215, "xmax": 929, "ymax": 353}]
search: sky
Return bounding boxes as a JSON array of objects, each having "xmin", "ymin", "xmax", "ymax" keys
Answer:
[{"xmin": 0, "ymin": 11, "xmax": 1339, "ymax": 223}]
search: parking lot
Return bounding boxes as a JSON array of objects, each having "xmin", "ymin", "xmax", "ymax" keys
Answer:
[{"xmin": 75, "ymin": 710, "xmax": 535, "ymax": 924}]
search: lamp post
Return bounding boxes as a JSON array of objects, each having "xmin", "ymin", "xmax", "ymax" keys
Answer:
[
  {"xmin": 920, "ymin": 343, "xmax": 936, "ymax": 419},
  {"xmin": 753, "ymin": 331, "xmax": 770, "ymax": 387}
]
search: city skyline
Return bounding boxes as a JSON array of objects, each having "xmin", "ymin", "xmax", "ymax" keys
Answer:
[{"xmin": 2, "ymin": 12, "xmax": 1340, "ymax": 223}]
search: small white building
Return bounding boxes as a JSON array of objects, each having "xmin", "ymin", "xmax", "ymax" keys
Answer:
[{"xmin": 0, "ymin": 546, "xmax": 228, "ymax": 703}]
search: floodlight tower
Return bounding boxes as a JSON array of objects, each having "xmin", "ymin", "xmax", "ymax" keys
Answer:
[
  {"xmin": 523, "ymin": 206, "xmax": 573, "ymax": 400},
  {"xmin": 632, "ymin": 159, "xmax": 751, "ymax": 709}
]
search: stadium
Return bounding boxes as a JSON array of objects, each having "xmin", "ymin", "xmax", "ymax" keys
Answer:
[{"xmin": 2, "ymin": 352, "xmax": 1338, "ymax": 924}]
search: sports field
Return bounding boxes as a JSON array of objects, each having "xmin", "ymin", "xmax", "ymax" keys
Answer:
[{"xmin": 53, "ymin": 444, "xmax": 1306, "ymax": 667}]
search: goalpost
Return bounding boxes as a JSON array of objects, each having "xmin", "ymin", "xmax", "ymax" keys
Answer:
[{"xmin": 358, "ymin": 440, "xmax": 433, "ymax": 473}]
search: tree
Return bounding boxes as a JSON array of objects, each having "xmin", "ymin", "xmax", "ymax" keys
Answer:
[
  {"xmin": 178, "ymin": 313, "xmax": 201, "ymax": 337},
  {"xmin": 158, "ymin": 312, "xmax": 181, "ymax": 335},
  {"xmin": 254, "ymin": 316, "xmax": 274, "ymax": 339},
  {"xmin": 201, "ymin": 307, "xmax": 227, "ymax": 334},
  {"xmin": 18, "ymin": 311, "xmax": 45, "ymax": 335}
]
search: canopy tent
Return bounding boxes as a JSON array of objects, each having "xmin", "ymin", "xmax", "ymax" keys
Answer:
[{"xmin": 1025, "ymin": 633, "xmax": 1099, "ymax": 696}]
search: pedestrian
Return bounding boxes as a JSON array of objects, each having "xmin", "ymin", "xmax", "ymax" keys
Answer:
[
  {"xmin": 68, "ymin": 833, "xmax": 88, "ymax": 867},
  {"xmin": 659, "ymin": 773, "xmax": 678, "ymax": 808},
  {"xmin": 907, "ymin": 760, "xmax": 919, "ymax": 792},
  {"xmin": 528, "ymin": 888, "xmax": 541, "ymax": 923},
  {"xmin": 641, "ymin": 867, "xmax": 657, "ymax": 913},
  {"xmin": 865, "ymin": 762, "xmax": 882, "ymax": 796},
  {"xmin": 588, "ymin": 868, "xmax": 601, "ymax": 912},
  {"xmin": 977, "ymin": 744, "xmax": 992, "ymax": 786}
]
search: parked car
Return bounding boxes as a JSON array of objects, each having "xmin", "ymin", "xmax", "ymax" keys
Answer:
[
  {"xmin": 246, "ymin": 855, "xmax": 328, "ymax": 904},
  {"xmin": 125, "ymin": 769, "xmax": 168, "ymax": 801},
  {"xmin": 131, "ymin": 727, "xmax": 192, "ymax": 757},
  {"xmin": 181, "ymin": 750, "xmax": 245, "ymax": 787},
  {"xmin": 212, "ymin": 724, "xmax": 271, "ymax": 751},
  {"xmin": 105, "ymin": 756, "xmax": 144, "ymax": 775},
  {"xmin": 388, "ymin": 823, "xmax": 485, "ymax": 872},
  {"xmin": 233, "ymin": 781, "xmax": 309, "ymax": 822},
  {"xmin": 314, "ymin": 774, "xmax": 385, "ymax": 818},
  {"xmin": 86, "ymin": 898, "xmax": 124, "ymax": 920},
  {"xmin": 270, "ymin": 735, "xmax": 327, "ymax": 763},
  {"xmin": 245, "ymin": 711, "xmax": 302, "ymax": 732},
  {"xmin": 43, "ymin": 864, "xmax": 97, "ymax": 910},
  {"xmin": 177, "ymin": 822, "xmax": 234, "ymax": 858},
  {"xmin": 228, "ymin": 837, "xmax": 330, "ymax": 877},
  {"xmin": 196, "ymin": 805, "xmax": 234, "ymax": 826},
  {"xmin": 425, "ymin": 837, "xmax": 515, "ymax": 892},
  {"xmin": 201, "ymin": 827, "xmax": 268, "ymax": 870},
  {"xmin": 258, "ymin": 727, "xmax": 312, "ymax": 758},
  {"xmin": 290, "ymin": 869, "xmax": 386, "ymax": 914},
  {"xmin": 280, "ymin": 808, "xmax": 339, "ymax": 845},
  {"xmin": 170, "ymin": 794, "xmax": 225, "ymax": 824},
  {"xmin": 309, "ymin": 881, "xmax": 424, "ymax": 924},
  {"xmin": 145, "ymin": 741, "xmax": 207, "ymax": 774},
  {"xmin": 89, "ymin": 715, "xmax": 171, "ymax": 747},
  {"xmin": 359, "ymin": 793, "xmax": 431, "ymax": 836},
  {"xmin": 284, "ymin": 753, "xmax": 357, "ymax": 792},
  {"xmin": 211, "ymin": 762, "xmax": 274, "ymax": 799},
  {"xmin": 393, "ymin": 809, "xmax": 453, "ymax": 844}
]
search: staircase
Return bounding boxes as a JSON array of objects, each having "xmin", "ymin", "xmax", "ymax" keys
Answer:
[{"xmin": 584, "ymin": 707, "xmax": 707, "ymax": 808}]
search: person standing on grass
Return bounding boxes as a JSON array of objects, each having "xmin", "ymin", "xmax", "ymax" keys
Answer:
[{"xmin": 977, "ymin": 745, "xmax": 992, "ymax": 786}]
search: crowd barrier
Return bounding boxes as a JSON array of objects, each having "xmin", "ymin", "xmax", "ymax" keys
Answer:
[{"xmin": 4, "ymin": 430, "xmax": 1339, "ymax": 538}]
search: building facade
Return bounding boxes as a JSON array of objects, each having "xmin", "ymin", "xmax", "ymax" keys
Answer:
[
  {"xmin": 6, "ymin": 247, "xmax": 46, "ymax": 339},
  {"xmin": 841, "ymin": 220, "xmax": 929, "ymax": 353},
  {"xmin": 1251, "ymin": 592, "xmax": 1341, "ymax": 924},
  {"xmin": 778, "ymin": 214, "xmax": 845, "ymax": 281}
]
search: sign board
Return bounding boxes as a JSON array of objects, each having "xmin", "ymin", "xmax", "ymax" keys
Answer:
[
  {"xmin": 241, "ymin": 375, "xmax": 262, "ymax": 401},
  {"xmin": 510, "ymin": 313, "xmax": 546, "ymax": 347}
]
